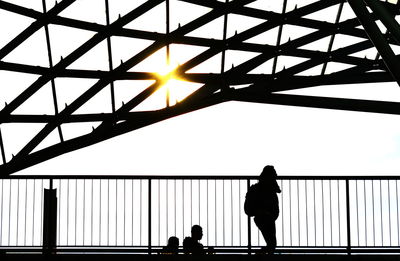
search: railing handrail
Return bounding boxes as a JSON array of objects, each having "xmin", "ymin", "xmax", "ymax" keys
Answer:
[
  {"xmin": 4, "ymin": 175, "xmax": 400, "ymax": 180},
  {"xmin": 1, "ymin": 175, "xmax": 399, "ymax": 253}
]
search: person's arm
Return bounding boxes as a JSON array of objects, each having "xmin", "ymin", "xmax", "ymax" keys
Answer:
[{"xmin": 274, "ymin": 180, "xmax": 281, "ymax": 193}]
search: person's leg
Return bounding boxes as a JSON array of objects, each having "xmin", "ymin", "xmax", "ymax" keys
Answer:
[
  {"xmin": 254, "ymin": 215, "xmax": 276, "ymax": 254},
  {"xmin": 264, "ymin": 217, "xmax": 276, "ymax": 254},
  {"xmin": 254, "ymin": 216, "xmax": 267, "ymax": 254}
]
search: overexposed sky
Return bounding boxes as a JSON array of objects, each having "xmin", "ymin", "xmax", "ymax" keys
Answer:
[{"xmin": 1, "ymin": 0, "xmax": 400, "ymax": 176}]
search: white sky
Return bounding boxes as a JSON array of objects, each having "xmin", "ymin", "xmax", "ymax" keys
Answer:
[{"xmin": 1, "ymin": 0, "xmax": 400, "ymax": 176}]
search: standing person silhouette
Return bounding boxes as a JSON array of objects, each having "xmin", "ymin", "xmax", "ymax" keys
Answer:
[
  {"xmin": 183, "ymin": 225, "xmax": 204, "ymax": 255},
  {"xmin": 248, "ymin": 165, "xmax": 281, "ymax": 254}
]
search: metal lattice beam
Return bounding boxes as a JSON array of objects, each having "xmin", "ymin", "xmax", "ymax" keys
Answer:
[{"xmin": 1, "ymin": 0, "xmax": 400, "ymax": 175}]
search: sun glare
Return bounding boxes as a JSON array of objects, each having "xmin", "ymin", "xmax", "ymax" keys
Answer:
[
  {"xmin": 157, "ymin": 62, "xmax": 178, "ymax": 77},
  {"xmin": 155, "ymin": 61, "xmax": 193, "ymax": 106}
]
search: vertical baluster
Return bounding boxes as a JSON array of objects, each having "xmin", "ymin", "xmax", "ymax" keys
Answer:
[
  {"xmin": 32, "ymin": 180, "xmax": 36, "ymax": 245},
  {"xmin": 356, "ymin": 180, "xmax": 359, "ymax": 246},
  {"xmin": 115, "ymin": 180, "xmax": 118, "ymax": 246},
  {"xmin": 166, "ymin": 179, "xmax": 169, "ymax": 243},
  {"xmin": 396, "ymin": 180, "xmax": 399, "ymax": 246},
  {"xmin": 58, "ymin": 180, "xmax": 61, "ymax": 246},
  {"xmin": 345, "ymin": 179, "xmax": 351, "ymax": 255},
  {"xmin": 372, "ymin": 180, "xmax": 375, "ymax": 246},
  {"xmin": 297, "ymin": 179, "xmax": 300, "ymax": 246},
  {"xmin": 158, "ymin": 180, "xmax": 160, "ymax": 246},
  {"xmin": 322, "ymin": 180, "xmax": 325, "ymax": 246},
  {"xmin": 305, "ymin": 180, "xmax": 309, "ymax": 247},
  {"xmin": 16, "ymin": 179, "xmax": 20, "ymax": 246},
  {"xmin": 329, "ymin": 180, "xmax": 333, "ymax": 246},
  {"xmin": 247, "ymin": 179, "xmax": 251, "ymax": 253},
  {"xmin": 148, "ymin": 179, "xmax": 152, "ymax": 253},
  {"xmin": 91, "ymin": 180, "xmax": 93, "ymax": 246},
  {"xmin": 107, "ymin": 179, "xmax": 110, "ymax": 246},
  {"xmin": 206, "ymin": 179, "xmax": 209, "ymax": 246},
  {"xmin": 24, "ymin": 180, "xmax": 28, "ymax": 246},
  {"xmin": 223, "ymin": 179, "xmax": 225, "ymax": 246},
  {"xmin": 231, "ymin": 179, "xmax": 233, "ymax": 246},
  {"xmin": 99, "ymin": 179, "xmax": 103, "ymax": 246},
  {"xmin": 215, "ymin": 180, "xmax": 217, "ymax": 245},
  {"xmin": 123, "ymin": 179, "xmax": 126, "ymax": 246},
  {"xmin": 338, "ymin": 180, "xmax": 341, "ymax": 246},
  {"xmin": 380, "ymin": 180, "xmax": 383, "ymax": 246},
  {"xmin": 40, "ymin": 180, "xmax": 44, "ymax": 246},
  {"xmin": 289, "ymin": 180, "xmax": 292, "ymax": 246},
  {"xmin": 131, "ymin": 179, "xmax": 137, "ymax": 246},
  {"xmin": 388, "ymin": 180, "xmax": 392, "ymax": 246},
  {"xmin": 1, "ymin": 180, "xmax": 4, "ymax": 246},
  {"xmin": 313, "ymin": 179, "xmax": 316, "ymax": 246},
  {"xmin": 238, "ymin": 180, "xmax": 241, "ymax": 246},
  {"xmin": 364, "ymin": 180, "xmax": 367, "ymax": 246}
]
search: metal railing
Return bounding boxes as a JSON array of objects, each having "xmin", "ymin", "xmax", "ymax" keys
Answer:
[{"xmin": 0, "ymin": 175, "xmax": 399, "ymax": 254}]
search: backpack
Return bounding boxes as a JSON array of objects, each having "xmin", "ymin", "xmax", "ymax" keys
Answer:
[{"xmin": 244, "ymin": 184, "xmax": 260, "ymax": 216}]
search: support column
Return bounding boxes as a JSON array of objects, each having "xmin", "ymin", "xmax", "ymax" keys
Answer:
[{"xmin": 43, "ymin": 184, "xmax": 57, "ymax": 254}]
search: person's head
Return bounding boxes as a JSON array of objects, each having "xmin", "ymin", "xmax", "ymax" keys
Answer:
[
  {"xmin": 191, "ymin": 225, "xmax": 203, "ymax": 241},
  {"xmin": 167, "ymin": 236, "xmax": 179, "ymax": 248},
  {"xmin": 259, "ymin": 165, "xmax": 277, "ymax": 182}
]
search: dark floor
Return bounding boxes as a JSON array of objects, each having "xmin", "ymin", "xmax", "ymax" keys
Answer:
[{"xmin": 3, "ymin": 254, "xmax": 400, "ymax": 261}]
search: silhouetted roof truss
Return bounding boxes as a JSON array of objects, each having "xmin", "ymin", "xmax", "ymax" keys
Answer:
[{"xmin": 1, "ymin": 0, "xmax": 400, "ymax": 175}]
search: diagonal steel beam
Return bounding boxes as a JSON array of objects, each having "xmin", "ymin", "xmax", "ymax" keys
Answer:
[
  {"xmin": 3, "ymin": 0, "xmax": 400, "ymax": 175},
  {"xmin": 0, "ymin": 0, "xmax": 390, "ymax": 96},
  {"xmin": 0, "ymin": 127, "xmax": 6, "ymax": 164},
  {"xmin": 275, "ymin": 40, "xmax": 375, "ymax": 79},
  {"xmin": 0, "ymin": 55, "xmax": 390, "ymax": 99},
  {"xmin": 364, "ymin": 0, "xmax": 400, "ymax": 45},
  {"xmin": 321, "ymin": 2, "xmax": 344, "ymax": 75},
  {"xmin": 0, "ymin": 60, "xmax": 159, "ymax": 80},
  {"xmin": 0, "ymin": 0, "xmax": 164, "ymax": 121},
  {"xmin": 95, "ymin": 0, "xmax": 257, "ymax": 130},
  {"xmin": 174, "ymin": 1, "xmax": 351, "ymax": 104},
  {"xmin": 2, "ymin": 0, "xmax": 167, "ymax": 163},
  {"xmin": 0, "ymin": 0, "xmax": 76, "ymax": 60},
  {"xmin": 231, "ymin": 87, "xmax": 400, "ymax": 115},
  {"xmin": 3, "ymin": 1, "xmax": 253, "ymax": 127},
  {"xmin": 1, "ymin": 68, "xmax": 395, "ymax": 126},
  {"xmin": 9, "ymin": 0, "xmax": 254, "ymax": 162},
  {"xmin": 348, "ymin": 0, "xmax": 400, "ymax": 86},
  {"xmin": 268, "ymin": 71, "xmax": 393, "ymax": 91},
  {"xmin": 0, "ymin": 91, "xmax": 226, "ymax": 176}
]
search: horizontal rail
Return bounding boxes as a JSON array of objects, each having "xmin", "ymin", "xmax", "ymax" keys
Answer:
[
  {"xmin": 7, "ymin": 175, "xmax": 400, "ymax": 180},
  {"xmin": 0, "ymin": 176, "xmax": 399, "ymax": 255}
]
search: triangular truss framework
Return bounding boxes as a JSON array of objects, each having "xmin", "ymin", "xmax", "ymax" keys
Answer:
[{"xmin": 1, "ymin": 0, "xmax": 400, "ymax": 175}]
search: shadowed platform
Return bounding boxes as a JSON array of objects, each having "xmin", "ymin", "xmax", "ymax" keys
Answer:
[{"xmin": 3, "ymin": 254, "xmax": 400, "ymax": 261}]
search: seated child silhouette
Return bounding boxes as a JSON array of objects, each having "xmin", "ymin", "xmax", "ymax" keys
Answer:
[{"xmin": 183, "ymin": 225, "xmax": 204, "ymax": 255}]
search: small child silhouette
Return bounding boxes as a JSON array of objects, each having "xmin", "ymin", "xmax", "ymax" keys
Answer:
[{"xmin": 162, "ymin": 236, "xmax": 179, "ymax": 254}]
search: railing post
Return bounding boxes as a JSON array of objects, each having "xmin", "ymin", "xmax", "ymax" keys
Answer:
[
  {"xmin": 148, "ymin": 179, "xmax": 152, "ymax": 255},
  {"xmin": 247, "ymin": 178, "xmax": 251, "ymax": 254},
  {"xmin": 43, "ymin": 178, "xmax": 57, "ymax": 255},
  {"xmin": 345, "ymin": 179, "xmax": 351, "ymax": 255}
]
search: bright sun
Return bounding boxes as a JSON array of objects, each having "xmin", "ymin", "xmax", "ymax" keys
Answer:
[{"xmin": 155, "ymin": 61, "xmax": 191, "ymax": 107}]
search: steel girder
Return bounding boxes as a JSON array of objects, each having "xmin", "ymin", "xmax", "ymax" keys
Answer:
[{"xmin": 1, "ymin": 0, "xmax": 400, "ymax": 175}]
